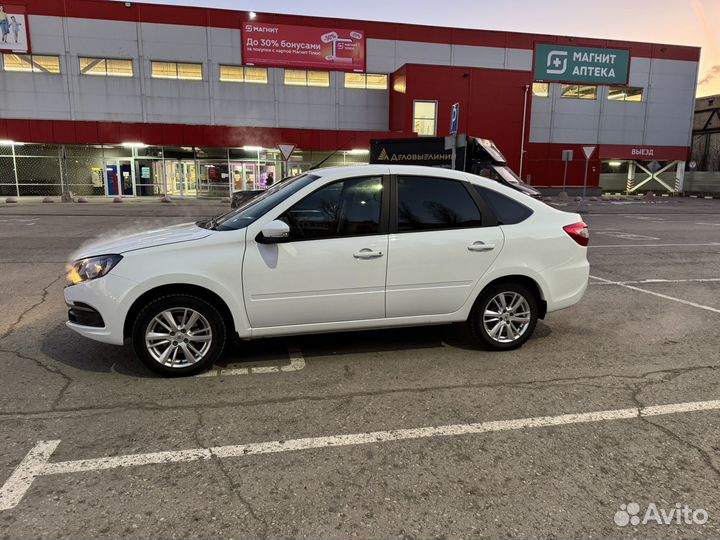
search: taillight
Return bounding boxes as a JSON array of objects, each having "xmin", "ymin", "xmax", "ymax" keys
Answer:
[{"xmin": 563, "ymin": 222, "xmax": 589, "ymax": 246}]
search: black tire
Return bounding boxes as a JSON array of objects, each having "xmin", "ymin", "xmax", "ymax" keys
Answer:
[
  {"xmin": 467, "ymin": 282, "xmax": 539, "ymax": 351},
  {"xmin": 132, "ymin": 294, "xmax": 226, "ymax": 376}
]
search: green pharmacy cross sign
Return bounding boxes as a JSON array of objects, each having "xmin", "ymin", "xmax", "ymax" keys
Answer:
[{"xmin": 534, "ymin": 44, "xmax": 630, "ymax": 85}]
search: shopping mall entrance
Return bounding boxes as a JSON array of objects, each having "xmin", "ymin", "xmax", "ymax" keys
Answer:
[{"xmin": 164, "ymin": 160, "xmax": 198, "ymax": 198}]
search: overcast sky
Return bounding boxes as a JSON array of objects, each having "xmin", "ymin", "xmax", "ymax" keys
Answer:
[{"xmin": 125, "ymin": 0, "xmax": 720, "ymax": 97}]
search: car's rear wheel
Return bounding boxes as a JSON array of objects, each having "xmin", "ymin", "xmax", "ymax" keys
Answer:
[
  {"xmin": 468, "ymin": 282, "xmax": 538, "ymax": 350},
  {"xmin": 132, "ymin": 294, "xmax": 226, "ymax": 376}
]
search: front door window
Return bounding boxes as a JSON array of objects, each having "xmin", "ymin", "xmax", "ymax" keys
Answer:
[{"xmin": 281, "ymin": 176, "xmax": 384, "ymax": 240}]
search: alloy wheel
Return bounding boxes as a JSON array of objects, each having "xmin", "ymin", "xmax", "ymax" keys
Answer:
[
  {"xmin": 482, "ymin": 292, "xmax": 532, "ymax": 344},
  {"xmin": 145, "ymin": 308, "xmax": 213, "ymax": 368}
]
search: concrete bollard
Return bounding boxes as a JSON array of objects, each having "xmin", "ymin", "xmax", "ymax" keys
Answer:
[
  {"xmin": 160, "ymin": 195, "xmax": 173, "ymax": 203},
  {"xmin": 557, "ymin": 191, "xmax": 569, "ymax": 200},
  {"xmin": 5, "ymin": 196, "xmax": 18, "ymax": 203},
  {"xmin": 61, "ymin": 191, "xmax": 74, "ymax": 203},
  {"xmin": 589, "ymin": 196, "xmax": 598, "ymax": 201},
  {"xmin": 221, "ymin": 197, "xmax": 231, "ymax": 204},
  {"xmin": 42, "ymin": 196, "xmax": 54, "ymax": 203},
  {"xmin": 77, "ymin": 196, "xmax": 89, "ymax": 203},
  {"xmin": 113, "ymin": 196, "xmax": 124, "ymax": 203},
  {"xmin": 576, "ymin": 199, "xmax": 589, "ymax": 213},
  {"xmin": 574, "ymin": 196, "xmax": 582, "ymax": 202}
]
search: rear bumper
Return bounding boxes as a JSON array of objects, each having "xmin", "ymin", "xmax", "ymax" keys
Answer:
[{"xmin": 544, "ymin": 257, "xmax": 590, "ymax": 313}]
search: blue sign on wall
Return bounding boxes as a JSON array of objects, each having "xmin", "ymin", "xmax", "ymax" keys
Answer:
[{"xmin": 450, "ymin": 102, "xmax": 460, "ymax": 134}]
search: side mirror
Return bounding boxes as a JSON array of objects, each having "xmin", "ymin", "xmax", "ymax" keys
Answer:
[{"xmin": 257, "ymin": 219, "xmax": 290, "ymax": 244}]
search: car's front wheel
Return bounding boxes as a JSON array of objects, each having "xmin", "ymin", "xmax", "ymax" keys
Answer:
[
  {"xmin": 468, "ymin": 282, "xmax": 538, "ymax": 350},
  {"xmin": 132, "ymin": 294, "xmax": 226, "ymax": 376}
]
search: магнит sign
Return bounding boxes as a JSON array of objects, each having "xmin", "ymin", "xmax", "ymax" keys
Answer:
[
  {"xmin": 534, "ymin": 44, "xmax": 630, "ymax": 85},
  {"xmin": 242, "ymin": 23, "xmax": 365, "ymax": 72}
]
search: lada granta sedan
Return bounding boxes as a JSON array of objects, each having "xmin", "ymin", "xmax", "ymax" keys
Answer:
[{"xmin": 65, "ymin": 165, "xmax": 589, "ymax": 376}]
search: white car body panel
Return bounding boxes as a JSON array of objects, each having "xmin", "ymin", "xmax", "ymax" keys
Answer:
[
  {"xmin": 72, "ymin": 222, "xmax": 211, "ymax": 260},
  {"xmin": 386, "ymin": 227, "xmax": 505, "ymax": 318},
  {"xmin": 242, "ymin": 234, "xmax": 389, "ymax": 327},
  {"xmin": 63, "ymin": 164, "xmax": 589, "ymax": 347}
]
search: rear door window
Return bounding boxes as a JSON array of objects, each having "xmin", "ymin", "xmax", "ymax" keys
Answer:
[{"xmin": 396, "ymin": 176, "xmax": 482, "ymax": 232}]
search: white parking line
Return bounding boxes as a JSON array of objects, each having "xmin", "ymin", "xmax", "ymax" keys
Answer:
[
  {"xmin": 589, "ymin": 243, "xmax": 720, "ymax": 248},
  {"xmin": 590, "ymin": 278, "xmax": 720, "ymax": 286},
  {"xmin": 622, "ymin": 215, "xmax": 665, "ymax": 222},
  {"xmin": 0, "ymin": 218, "xmax": 36, "ymax": 226},
  {"xmin": 0, "ymin": 441, "xmax": 59, "ymax": 512},
  {"xmin": 194, "ymin": 344, "xmax": 305, "ymax": 377},
  {"xmin": 696, "ymin": 222, "xmax": 720, "ymax": 227},
  {"xmin": 593, "ymin": 230, "xmax": 660, "ymax": 240},
  {"xmin": 590, "ymin": 275, "xmax": 720, "ymax": 314},
  {"xmin": 2, "ymin": 398, "xmax": 720, "ymax": 511}
]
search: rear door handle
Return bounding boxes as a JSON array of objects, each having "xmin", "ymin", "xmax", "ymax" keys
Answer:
[
  {"xmin": 468, "ymin": 241, "xmax": 495, "ymax": 252},
  {"xmin": 353, "ymin": 248, "xmax": 384, "ymax": 259}
]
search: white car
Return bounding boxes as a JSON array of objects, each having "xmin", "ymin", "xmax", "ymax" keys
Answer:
[{"xmin": 65, "ymin": 165, "xmax": 589, "ymax": 376}]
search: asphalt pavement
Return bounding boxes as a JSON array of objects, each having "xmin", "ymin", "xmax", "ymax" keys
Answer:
[{"xmin": 0, "ymin": 196, "xmax": 719, "ymax": 539}]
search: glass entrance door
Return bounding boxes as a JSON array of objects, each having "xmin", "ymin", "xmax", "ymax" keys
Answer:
[
  {"xmin": 105, "ymin": 159, "xmax": 135, "ymax": 196},
  {"xmin": 164, "ymin": 160, "xmax": 197, "ymax": 198}
]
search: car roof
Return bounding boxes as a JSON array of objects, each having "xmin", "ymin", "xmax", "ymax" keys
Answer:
[
  {"xmin": 312, "ymin": 164, "xmax": 559, "ymax": 215},
  {"xmin": 313, "ymin": 164, "xmax": 514, "ymax": 192},
  {"xmin": 314, "ymin": 164, "xmax": 469, "ymax": 181}
]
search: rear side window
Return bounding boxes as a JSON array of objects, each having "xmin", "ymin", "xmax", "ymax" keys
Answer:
[
  {"xmin": 397, "ymin": 176, "xmax": 482, "ymax": 232},
  {"xmin": 473, "ymin": 185, "xmax": 533, "ymax": 225}
]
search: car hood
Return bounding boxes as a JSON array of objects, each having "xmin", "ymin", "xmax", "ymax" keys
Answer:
[{"xmin": 71, "ymin": 222, "xmax": 213, "ymax": 260}]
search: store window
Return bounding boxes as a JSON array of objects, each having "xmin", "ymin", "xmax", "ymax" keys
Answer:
[
  {"xmin": 560, "ymin": 84, "xmax": 597, "ymax": 100},
  {"xmin": 344, "ymin": 73, "xmax": 388, "ymax": 90},
  {"xmin": 151, "ymin": 61, "xmax": 203, "ymax": 80},
  {"xmin": 532, "ymin": 82, "xmax": 549, "ymax": 97},
  {"xmin": 219, "ymin": 65, "xmax": 268, "ymax": 84},
  {"xmin": 413, "ymin": 101, "xmax": 437, "ymax": 136},
  {"xmin": 607, "ymin": 86, "xmax": 643, "ymax": 102},
  {"xmin": 79, "ymin": 57, "xmax": 133, "ymax": 77},
  {"xmin": 245, "ymin": 67, "xmax": 268, "ymax": 84},
  {"xmin": 2, "ymin": 53, "xmax": 60, "ymax": 74},
  {"xmin": 281, "ymin": 176, "xmax": 383, "ymax": 240},
  {"xmin": 284, "ymin": 69, "xmax": 330, "ymax": 87},
  {"xmin": 397, "ymin": 176, "xmax": 482, "ymax": 232}
]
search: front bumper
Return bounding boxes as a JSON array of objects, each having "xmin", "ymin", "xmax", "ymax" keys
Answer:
[
  {"xmin": 67, "ymin": 302, "xmax": 104, "ymax": 327},
  {"xmin": 63, "ymin": 273, "xmax": 137, "ymax": 345}
]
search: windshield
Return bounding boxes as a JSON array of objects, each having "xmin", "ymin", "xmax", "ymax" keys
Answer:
[{"xmin": 212, "ymin": 173, "xmax": 319, "ymax": 231}]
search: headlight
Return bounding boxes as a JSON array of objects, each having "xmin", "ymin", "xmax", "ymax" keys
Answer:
[{"xmin": 67, "ymin": 254, "xmax": 123, "ymax": 285}]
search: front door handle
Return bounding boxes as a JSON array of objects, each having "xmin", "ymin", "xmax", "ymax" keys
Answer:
[
  {"xmin": 353, "ymin": 248, "xmax": 384, "ymax": 259},
  {"xmin": 468, "ymin": 241, "xmax": 496, "ymax": 252}
]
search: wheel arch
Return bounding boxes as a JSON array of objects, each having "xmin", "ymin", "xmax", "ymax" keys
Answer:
[
  {"xmin": 123, "ymin": 283, "xmax": 237, "ymax": 340},
  {"xmin": 473, "ymin": 275, "xmax": 548, "ymax": 319}
]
